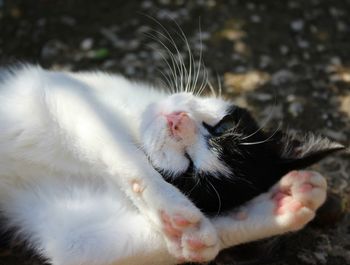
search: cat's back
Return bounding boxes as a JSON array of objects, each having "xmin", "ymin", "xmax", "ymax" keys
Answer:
[
  {"xmin": 0, "ymin": 64, "xmax": 165, "ymax": 117},
  {"xmin": 0, "ymin": 64, "xmax": 165, "ymax": 178}
]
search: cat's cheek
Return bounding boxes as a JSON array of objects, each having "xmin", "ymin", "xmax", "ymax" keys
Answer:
[{"xmin": 152, "ymin": 150, "xmax": 190, "ymax": 174}]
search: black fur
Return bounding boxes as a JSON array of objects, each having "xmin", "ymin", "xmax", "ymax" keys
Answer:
[
  {"xmin": 164, "ymin": 105, "xmax": 344, "ymax": 216},
  {"xmin": 161, "ymin": 105, "xmax": 345, "ymax": 265}
]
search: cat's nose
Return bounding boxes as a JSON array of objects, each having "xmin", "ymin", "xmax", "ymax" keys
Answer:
[{"xmin": 165, "ymin": 112, "xmax": 196, "ymax": 140}]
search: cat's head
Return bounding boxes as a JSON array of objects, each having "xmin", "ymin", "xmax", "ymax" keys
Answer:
[
  {"xmin": 140, "ymin": 92, "xmax": 232, "ymax": 175},
  {"xmin": 140, "ymin": 92, "xmax": 344, "ymax": 177},
  {"xmin": 140, "ymin": 92, "xmax": 345, "ymax": 214}
]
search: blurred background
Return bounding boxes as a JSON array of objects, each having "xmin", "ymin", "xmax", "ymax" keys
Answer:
[{"xmin": 0, "ymin": 0, "xmax": 349, "ymax": 264}]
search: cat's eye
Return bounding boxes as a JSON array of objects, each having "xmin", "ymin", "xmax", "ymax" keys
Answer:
[
  {"xmin": 184, "ymin": 152, "xmax": 194, "ymax": 167},
  {"xmin": 202, "ymin": 122, "xmax": 215, "ymax": 134},
  {"xmin": 203, "ymin": 115, "xmax": 236, "ymax": 136}
]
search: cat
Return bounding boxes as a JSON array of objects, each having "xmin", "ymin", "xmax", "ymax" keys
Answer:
[{"xmin": 0, "ymin": 64, "xmax": 340, "ymax": 265}]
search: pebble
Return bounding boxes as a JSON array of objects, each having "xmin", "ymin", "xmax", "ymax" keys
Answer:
[
  {"xmin": 141, "ymin": 1, "xmax": 152, "ymax": 9},
  {"xmin": 10, "ymin": 7, "xmax": 21, "ymax": 18},
  {"xmin": 339, "ymin": 94, "xmax": 350, "ymax": 117},
  {"xmin": 323, "ymin": 158, "xmax": 342, "ymax": 172},
  {"xmin": 102, "ymin": 60, "xmax": 116, "ymax": 69},
  {"xmin": 271, "ymin": 69, "xmax": 295, "ymax": 85},
  {"xmin": 251, "ymin": 93, "xmax": 273, "ymax": 101},
  {"xmin": 337, "ymin": 21, "xmax": 347, "ymax": 32},
  {"xmin": 80, "ymin": 38, "xmax": 94, "ymax": 51},
  {"xmin": 234, "ymin": 41, "xmax": 250, "ymax": 56},
  {"xmin": 280, "ymin": 45, "xmax": 289, "ymax": 55},
  {"xmin": 224, "ymin": 71, "xmax": 270, "ymax": 93},
  {"xmin": 41, "ymin": 40, "xmax": 67, "ymax": 59},
  {"xmin": 60, "ymin": 16, "xmax": 76, "ymax": 26},
  {"xmin": 259, "ymin": 55, "xmax": 271, "ymax": 68},
  {"xmin": 330, "ymin": 56, "xmax": 342, "ymax": 66},
  {"xmin": 291, "ymin": 19, "xmax": 304, "ymax": 31},
  {"xmin": 297, "ymin": 38, "xmax": 309, "ymax": 49},
  {"xmin": 100, "ymin": 28, "xmax": 123, "ymax": 48},
  {"xmin": 250, "ymin": 14, "xmax": 261, "ymax": 23},
  {"xmin": 317, "ymin": 44, "xmax": 325, "ymax": 52}
]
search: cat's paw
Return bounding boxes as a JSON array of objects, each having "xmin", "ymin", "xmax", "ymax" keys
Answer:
[
  {"xmin": 138, "ymin": 178, "xmax": 220, "ymax": 262},
  {"xmin": 271, "ymin": 170, "xmax": 327, "ymax": 230},
  {"xmin": 215, "ymin": 171, "xmax": 327, "ymax": 250},
  {"xmin": 161, "ymin": 211, "xmax": 219, "ymax": 263}
]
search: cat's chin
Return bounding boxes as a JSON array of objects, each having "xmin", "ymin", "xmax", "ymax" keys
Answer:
[{"xmin": 149, "ymin": 148, "xmax": 190, "ymax": 176}]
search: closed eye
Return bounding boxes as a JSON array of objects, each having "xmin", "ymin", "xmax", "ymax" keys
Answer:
[
  {"xmin": 203, "ymin": 115, "xmax": 236, "ymax": 136},
  {"xmin": 202, "ymin": 121, "xmax": 215, "ymax": 134},
  {"xmin": 184, "ymin": 152, "xmax": 194, "ymax": 168}
]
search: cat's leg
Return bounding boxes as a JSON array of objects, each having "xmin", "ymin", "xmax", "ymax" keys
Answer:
[
  {"xmin": 212, "ymin": 170, "xmax": 326, "ymax": 249},
  {"xmin": 36, "ymin": 74, "xmax": 219, "ymax": 262},
  {"xmin": 118, "ymin": 162, "xmax": 219, "ymax": 262}
]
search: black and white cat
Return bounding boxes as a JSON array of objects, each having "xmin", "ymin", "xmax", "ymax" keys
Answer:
[{"xmin": 0, "ymin": 65, "xmax": 341, "ymax": 265}]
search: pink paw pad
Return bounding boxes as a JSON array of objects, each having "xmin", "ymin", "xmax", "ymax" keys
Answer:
[
  {"xmin": 176, "ymin": 257, "xmax": 186, "ymax": 263},
  {"xmin": 189, "ymin": 254, "xmax": 204, "ymax": 262},
  {"xmin": 173, "ymin": 215, "xmax": 192, "ymax": 227},
  {"xmin": 187, "ymin": 238, "xmax": 206, "ymax": 250},
  {"xmin": 273, "ymin": 190, "xmax": 303, "ymax": 215},
  {"xmin": 275, "ymin": 200, "xmax": 302, "ymax": 215},
  {"xmin": 161, "ymin": 211, "xmax": 182, "ymax": 238},
  {"xmin": 293, "ymin": 171, "xmax": 313, "ymax": 182},
  {"xmin": 299, "ymin": 183, "xmax": 313, "ymax": 193}
]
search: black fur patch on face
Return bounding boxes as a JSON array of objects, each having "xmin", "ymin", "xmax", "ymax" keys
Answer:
[{"xmin": 163, "ymin": 105, "xmax": 345, "ymax": 216}]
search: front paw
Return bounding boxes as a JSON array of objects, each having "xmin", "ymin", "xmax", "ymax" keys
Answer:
[
  {"xmin": 161, "ymin": 210, "xmax": 219, "ymax": 263},
  {"xmin": 137, "ymin": 178, "xmax": 220, "ymax": 262},
  {"xmin": 271, "ymin": 170, "xmax": 327, "ymax": 231}
]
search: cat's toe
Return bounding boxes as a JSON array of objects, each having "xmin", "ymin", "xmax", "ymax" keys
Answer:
[
  {"xmin": 181, "ymin": 218, "xmax": 220, "ymax": 262},
  {"xmin": 162, "ymin": 214, "xmax": 219, "ymax": 262},
  {"xmin": 160, "ymin": 209, "xmax": 201, "ymax": 238},
  {"xmin": 272, "ymin": 170, "xmax": 327, "ymax": 230},
  {"xmin": 292, "ymin": 171, "xmax": 327, "ymax": 210}
]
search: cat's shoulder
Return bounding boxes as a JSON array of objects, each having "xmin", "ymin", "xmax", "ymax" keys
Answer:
[{"xmin": 0, "ymin": 63, "xmax": 156, "ymax": 94}]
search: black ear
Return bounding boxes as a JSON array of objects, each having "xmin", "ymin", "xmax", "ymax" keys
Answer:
[{"xmin": 277, "ymin": 131, "xmax": 346, "ymax": 170}]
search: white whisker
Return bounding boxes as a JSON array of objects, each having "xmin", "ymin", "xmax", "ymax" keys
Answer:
[
  {"xmin": 241, "ymin": 93, "xmax": 279, "ymax": 140},
  {"xmin": 239, "ymin": 124, "xmax": 281, "ymax": 146},
  {"xmin": 206, "ymin": 179, "xmax": 221, "ymax": 217}
]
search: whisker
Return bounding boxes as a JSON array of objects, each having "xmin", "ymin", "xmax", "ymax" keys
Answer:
[
  {"xmin": 207, "ymin": 79, "xmax": 217, "ymax": 98},
  {"xmin": 240, "ymin": 92, "xmax": 279, "ymax": 141},
  {"xmin": 216, "ymin": 73, "xmax": 222, "ymax": 98},
  {"xmin": 171, "ymin": 19, "xmax": 194, "ymax": 94},
  {"xmin": 239, "ymin": 124, "xmax": 282, "ymax": 146},
  {"xmin": 155, "ymin": 68, "xmax": 175, "ymax": 94},
  {"xmin": 143, "ymin": 15, "xmax": 188, "ymax": 93},
  {"xmin": 186, "ymin": 175, "xmax": 202, "ymax": 196},
  {"xmin": 144, "ymin": 15, "xmax": 214, "ymax": 96},
  {"xmin": 145, "ymin": 32, "xmax": 181, "ymax": 92},
  {"xmin": 206, "ymin": 178, "xmax": 221, "ymax": 217},
  {"xmin": 193, "ymin": 21, "xmax": 205, "ymax": 96}
]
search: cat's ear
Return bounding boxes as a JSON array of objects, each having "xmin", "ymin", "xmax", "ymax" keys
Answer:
[{"xmin": 278, "ymin": 131, "xmax": 346, "ymax": 170}]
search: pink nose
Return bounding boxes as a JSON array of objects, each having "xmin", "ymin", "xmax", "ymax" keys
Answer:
[{"xmin": 165, "ymin": 112, "xmax": 196, "ymax": 140}]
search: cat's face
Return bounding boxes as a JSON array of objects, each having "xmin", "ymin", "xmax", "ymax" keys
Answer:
[
  {"xmin": 140, "ymin": 92, "xmax": 233, "ymax": 176},
  {"xmin": 140, "ymin": 92, "xmax": 344, "ymax": 215}
]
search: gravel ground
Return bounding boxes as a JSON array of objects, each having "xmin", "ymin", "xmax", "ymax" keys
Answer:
[{"xmin": 0, "ymin": 0, "xmax": 349, "ymax": 264}]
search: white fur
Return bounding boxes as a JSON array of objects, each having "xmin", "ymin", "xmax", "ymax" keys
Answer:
[{"xmin": 0, "ymin": 65, "xmax": 326, "ymax": 265}]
